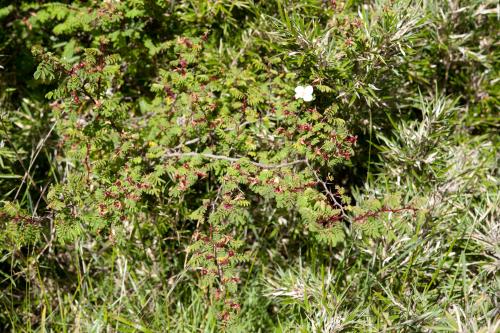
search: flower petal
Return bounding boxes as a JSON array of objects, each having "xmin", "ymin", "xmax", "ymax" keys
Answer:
[
  {"xmin": 294, "ymin": 86, "xmax": 304, "ymax": 99},
  {"xmin": 304, "ymin": 85, "xmax": 313, "ymax": 95},
  {"xmin": 303, "ymin": 94, "xmax": 313, "ymax": 102},
  {"xmin": 295, "ymin": 86, "xmax": 304, "ymax": 94}
]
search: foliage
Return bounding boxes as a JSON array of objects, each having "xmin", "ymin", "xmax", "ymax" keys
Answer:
[
  {"xmin": 0, "ymin": 0, "xmax": 497, "ymax": 331},
  {"xmin": 267, "ymin": 93, "xmax": 499, "ymax": 332}
]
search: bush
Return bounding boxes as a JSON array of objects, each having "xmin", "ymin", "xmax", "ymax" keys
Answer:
[{"xmin": 0, "ymin": 0, "xmax": 497, "ymax": 331}]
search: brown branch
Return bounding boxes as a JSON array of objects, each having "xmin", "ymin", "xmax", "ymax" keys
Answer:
[
  {"xmin": 80, "ymin": 81, "xmax": 99, "ymax": 105},
  {"xmin": 305, "ymin": 158, "xmax": 347, "ymax": 217},
  {"xmin": 84, "ymin": 142, "xmax": 91, "ymax": 184},
  {"xmin": 354, "ymin": 206, "xmax": 417, "ymax": 223},
  {"xmin": 5, "ymin": 213, "xmax": 52, "ymax": 226},
  {"xmin": 210, "ymin": 186, "xmax": 224, "ymax": 290}
]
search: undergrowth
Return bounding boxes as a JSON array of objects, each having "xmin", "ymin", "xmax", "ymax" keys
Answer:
[{"xmin": 0, "ymin": 0, "xmax": 498, "ymax": 332}]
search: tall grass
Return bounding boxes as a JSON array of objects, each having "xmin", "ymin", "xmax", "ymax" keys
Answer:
[{"xmin": 0, "ymin": 0, "xmax": 498, "ymax": 331}]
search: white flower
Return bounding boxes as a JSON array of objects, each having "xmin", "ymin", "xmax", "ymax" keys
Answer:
[
  {"xmin": 294, "ymin": 85, "xmax": 313, "ymax": 102},
  {"xmin": 176, "ymin": 116, "xmax": 186, "ymax": 126}
]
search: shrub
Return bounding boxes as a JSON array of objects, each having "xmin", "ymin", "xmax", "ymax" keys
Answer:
[{"xmin": 0, "ymin": 0, "xmax": 497, "ymax": 331}]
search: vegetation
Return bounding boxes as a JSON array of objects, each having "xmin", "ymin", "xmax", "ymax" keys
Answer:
[{"xmin": 0, "ymin": 0, "xmax": 498, "ymax": 331}]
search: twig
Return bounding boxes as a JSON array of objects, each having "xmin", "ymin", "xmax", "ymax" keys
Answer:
[
  {"xmin": 354, "ymin": 206, "xmax": 417, "ymax": 223},
  {"xmin": 171, "ymin": 138, "xmax": 200, "ymax": 150},
  {"xmin": 170, "ymin": 121, "xmax": 254, "ymax": 151},
  {"xmin": 230, "ymin": 34, "xmax": 253, "ymax": 67},
  {"xmin": 36, "ymin": 213, "xmax": 55, "ymax": 260},
  {"xmin": 210, "ymin": 186, "xmax": 224, "ymax": 290},
  {"xmin": 306, "ymin": 158, "xmax": 347, "ymax": 217},
  {"xmin": 80, "ymin": 83, "xmax": 99, "ymax": 105},
  {"xmin": 84, "ymin": 142, "xmax": 91, "ymax": 184},
  {"xmin": 164, "ymin": 151, "xmax": 306, "ymax": 169}
]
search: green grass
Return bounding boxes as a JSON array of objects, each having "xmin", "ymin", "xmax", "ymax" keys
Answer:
[{"xmin": 4, "ymin": 98, "xmax": 497, "ymax": 331}]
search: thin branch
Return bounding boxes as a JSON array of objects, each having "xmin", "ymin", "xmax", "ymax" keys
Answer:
[
  {"xmin": 230, "ymin": 33, "xmax": 253, "ymax": 67},
  {"xmin": 171, "ymin": 138, "xmax": 200, "ymax": 150},
  {"xmin": 170, "ymin": 121, "xmax": 254, "ymax": 151},
  {"xmin": 80, "ymin": 82, "xmax": 99, "ymax": 105},
  {"xmin": 306, "ymin": 158, "xmax": 347, "ymax": 217},
  {"xmin": 210, "ymin": 186, "xmax": 224, "ymax": 289},
  {"xmin": 164, "ymin": 151, "xmax": 306, "ymax": 169},
  {"xmin": 354, "ymin": 206, "xmax": 417, "ymax": 223}
]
